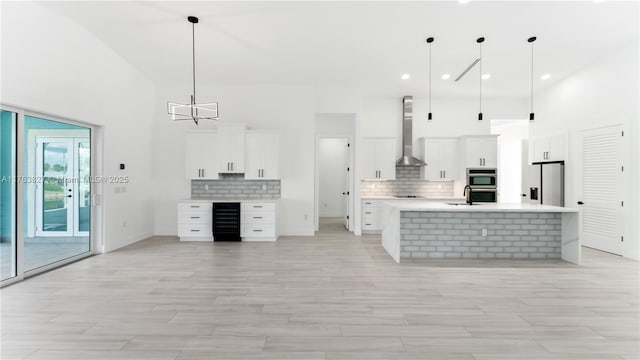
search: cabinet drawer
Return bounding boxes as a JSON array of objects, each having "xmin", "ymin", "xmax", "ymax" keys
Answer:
[
  {"xmin": 242, "ymin": 224, "xmax": 276, "ymax": 237},
  {"xmin": 179, "ymin": 203, "xmax": 212, "ymax": 212},
  {"xmin": 361, "ymin": 222, "xmax": 378, "ymax": 230},
  {"xmin": 241, "ymin": 202, "xmax": 275, "ymax": 212},
  {"xmin": 243, "ymin": 211, "xmax": 275, "ymax": 225},
  {"xmin": 178, "ymin": 224, "xmax": 212, "ymax": 237},
  {"xmin": 179, "ymin": 211, "xmax": 212, "ymax": 224}
]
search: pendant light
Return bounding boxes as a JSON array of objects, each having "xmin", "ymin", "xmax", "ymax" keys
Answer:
[
  {"xmin": 167, "ymin": 16, "xmax": 219, "ymax": 125},
  {"xmin": 426, "ymin": 37, "xmax": 434, "ymax": 122},
  {"xmin": 528, "ymin": 36, "xmax": 537, "ymax": 121},
  {"xmin": 477, "ymin": 37, "xmax": 485, "ymax": 121}
]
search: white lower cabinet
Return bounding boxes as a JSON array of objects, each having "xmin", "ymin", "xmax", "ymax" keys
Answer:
[
  {"xmin": 361, "ymin": 199, "xmax": 382, "ymax": 232},
  {"xmin": 241, "ymin": 202, "xmax": 278, "ymax": 241},
  {"xmin": 177, "ymin": 202, "xmax": 213, "ymax": 241}
]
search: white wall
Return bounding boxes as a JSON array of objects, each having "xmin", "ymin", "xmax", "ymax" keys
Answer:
[
  {"xmin": 532, "ymin": 41, "xmax": 640, "ymax": 260},
  {"xmin": 318, "ymin": 138, "xmax": 348, "ymax": 217},
  {"xmin": 353, "ymin": 95, "xmax": 526, "ymax": 234},
  {"xmin": 153, "ymin": 84, "xmax": 321, "ymax": 236},
  {"xmin": 491, "ymin": 120, "xmax": 529, "ymax": 203},
  {"xmin": 1, "ymin": 2, "xmax": 157, "ymax": 252}
]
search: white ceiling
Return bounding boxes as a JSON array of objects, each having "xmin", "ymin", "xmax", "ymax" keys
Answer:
[{"xmin": 42, "ymin": 1, "xmax": 638, "ymax": 99}]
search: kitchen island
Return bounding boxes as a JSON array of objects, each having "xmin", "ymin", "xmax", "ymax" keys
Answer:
[{"xmin": 381, "ymin": 201, "xmax": 580, "ymax": 264}]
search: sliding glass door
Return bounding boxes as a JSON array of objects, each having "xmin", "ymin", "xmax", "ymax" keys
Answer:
[
  {"xmin": 0, "ymin": 108, "xmax": 96, "ymax": 286},
  {"xmin": 24, "ymin": 116, "xmax": 91, "ymax": 272},
  {"xmin": 0, "ymin": 110, "xmax": 17, "ymax": 282}
]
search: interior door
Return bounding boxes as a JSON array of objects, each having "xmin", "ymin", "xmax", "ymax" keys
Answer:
[{"xmin": 580, "ymin": 125, "xmax": 623, "ymax": 255}]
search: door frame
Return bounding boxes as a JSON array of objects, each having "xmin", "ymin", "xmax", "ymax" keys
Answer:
[
  {"xmin": 0, "ymin": 103, "xmax": 103, "ymax": 287},
  {"xmin": 576, "ymin": 123, "xmax": 625, "ymax": 256},
  {"xmin": 314, "ymin": 114, "xmax": 356, "ymax": 233},
  {"xmin": 35, "ymin": 136, "xmax": 90, "ymax": 237}
]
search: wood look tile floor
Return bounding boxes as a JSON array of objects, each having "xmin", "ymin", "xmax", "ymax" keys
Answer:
[{"xmin": 1, "ymin": 218, "xmax": 638, "ymax": 359}]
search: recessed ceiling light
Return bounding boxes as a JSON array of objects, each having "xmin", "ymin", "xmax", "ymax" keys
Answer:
[
  {"xmin": 481, "ymin": 73, "xmax": 491, "ymax": 80},
  {"xmin": 441, "ymin": 73, "xmax": 451, "ymax": 80},
  {"xmin": 541, "ymin": 73, "xmax": 551, "ymax": 80},
  {"xmin": 401, "ymin": 73, "xmax": 410, "ymax": 80}
]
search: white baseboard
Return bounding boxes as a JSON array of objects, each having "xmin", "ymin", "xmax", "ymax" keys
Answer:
[
  {"xmin": 104, "ymin": 230, "xmax": 154, "ymax": 253},
  {"xmin": 280, "ymin": 227, "xmax": 315, "ymax": 236}
]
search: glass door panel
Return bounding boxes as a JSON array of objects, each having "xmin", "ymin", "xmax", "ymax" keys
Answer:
[
  {"xmin": 24, "ymin": 114, "xmax": 91, "ymax": 272},
  {"xmin": 0, "ymin": 110, "xmax": 17, "ymax": 282},
  {"xmin": 76, "ymin": 140, "xmax": 90, "ymax": 234},
  {"xmin": 40, "ymin": 140, "xmax": 73, "ymax": 235}
]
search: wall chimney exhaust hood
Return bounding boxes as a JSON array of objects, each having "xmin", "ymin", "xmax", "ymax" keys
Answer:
[{"xmin": 396, "ymin": 96, "xmax": 426, "ymax": 166}]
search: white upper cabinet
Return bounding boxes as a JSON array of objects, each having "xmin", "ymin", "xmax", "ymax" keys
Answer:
[
  {"xmin": 217, "ymin": 123, "xmax": 246, "ymax": 174},
  {"xmin": 460, "ymin": 135, "xmax": 498, "ymax": 169},
  {"xmin": 361, "ymin": 138, "xmax": 396, "ymax": 180},
  {"xmin": 245, "ymin": 130, "xmax": 280, "ymax": 180},
  {"xmin": 419, "ymin": 137, "xmax": 459, "ymax": 180},
  {"xmin": 185, "ymin": 132, "xmax": 218, "ymax": 180},
  {"xmin": 530, "ymin": 133, "xmax": 566, "ymax": 163}
]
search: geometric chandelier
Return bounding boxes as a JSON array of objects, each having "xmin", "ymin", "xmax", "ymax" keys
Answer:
[{"xmin": 167, "ymin": 16, "xmax": 218, "ymax": 125}]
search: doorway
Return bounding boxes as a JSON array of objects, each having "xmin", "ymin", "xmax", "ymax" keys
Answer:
[
  {"xmin": 318, "ymin": 138, "xmax": 350, "ymax": 231},
  {"xmin": 490, "ymin": 119, "xmax": 529, "ymax": 203},
  {"xmin": 314, "ymin": 113, "xmax": 356, "ymax": 233}
]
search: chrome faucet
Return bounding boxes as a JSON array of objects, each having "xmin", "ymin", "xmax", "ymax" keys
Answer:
[{"xmin": 463, "ymin": 185, "xmax": 473, "ymax": 205}]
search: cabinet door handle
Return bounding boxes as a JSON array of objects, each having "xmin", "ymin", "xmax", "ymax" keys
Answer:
[
  {"xmin": 253, "ymin": 216, "xmax": 263, "ymax": 219},
  {"xmin": 253, "ymin": 229, "xmax": 263, "ymax": 232},
  {"xmin": 190, "ymin": 205, "xmax": 200, "ymax": 208},
  {"xmin": 190, "ymin": 229, "xmax": 201, "ymax": 232},
  {"xmin": 253, "ymin": 205, "xmax": 263, "ymax": 208},
  {"xmin": 365, "ymin": 211, "xmax": 372, "ymax": 214},
  {"xmin": 190, "ymin": 216, "xmax": 200, "ymax": 219},
  {"xmin": 443, "ymin": 170, "xmax": 446, "ymax": 178},
  {"xmin": 202, "ymin": 169, "xmax": 205, "ymax": 177},
  {"xmin": 231, "ymin": 162, "xmax": 234, "ymax": 171},
  {"xmin": 479, "ymin": 158, "xmax": 482, "ymax": 166}
]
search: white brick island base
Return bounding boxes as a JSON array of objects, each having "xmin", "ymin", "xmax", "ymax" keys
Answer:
[{"xmin": 381, "ymin": 202, "xmax": 580, "ymax": 264}]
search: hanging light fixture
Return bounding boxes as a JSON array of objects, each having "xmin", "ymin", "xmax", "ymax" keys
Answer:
[
  {"xmin": 528, "ymin": 36, "xmax": 537, "ymax": 121},
  {"xmin": 426, "ymin": 37, "xmax": 434, "ymax": 122},
  {"xmin": 167, "ymin": 16, "xmax": 218, "ymax": 125},
  {"xmin": 477, "ymin": 37, "xmax": 485, "ymax": 121}
]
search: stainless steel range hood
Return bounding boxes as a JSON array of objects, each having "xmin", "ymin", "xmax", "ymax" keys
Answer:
[{"xmin": 396, "ymin": 96, "xmax": 426, "ymax": 166}]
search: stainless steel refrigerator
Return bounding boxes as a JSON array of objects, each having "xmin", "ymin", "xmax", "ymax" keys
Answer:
[{"xmin": 523, "ymin": 162, "xmax": 565, "ymax": 206}]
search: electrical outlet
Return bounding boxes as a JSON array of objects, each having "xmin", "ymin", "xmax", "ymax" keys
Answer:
[
  {"xmin": 482, "ymin": 228, "xmax": 487, "ymax": 237},
  {"xmin": 262, "ymin": 184, "xmax": 267, "ymax": 191},
  {"xmin": 205, "ymin": 184, "xmax": 209, "ymax": 191}
]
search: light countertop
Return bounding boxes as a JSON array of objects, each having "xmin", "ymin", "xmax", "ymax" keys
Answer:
[
  {"xmin": 362, "ymin": 196, "xmax": 466, "ymax": 201},
  {"xmin": 181, "ymin": 199, "xmax": 280, "ymax": 203},
  {"xmin": 383, "ymin": 201, "xmax": 578, "ymax": 213}
]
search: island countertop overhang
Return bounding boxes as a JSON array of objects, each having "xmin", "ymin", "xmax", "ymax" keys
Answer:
[{"xmin": 381, "ymin": 201, "xmax": 579, "ymax": 213}]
